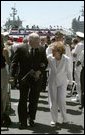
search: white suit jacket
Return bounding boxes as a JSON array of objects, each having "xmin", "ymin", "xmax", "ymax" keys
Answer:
[
  {"xmin": 47, "ymin": 54, "xmax": 73, "ymax": 87},
  {"xmin": 47, "ymin": 54, "xmax": 73, "ymax": 108}
]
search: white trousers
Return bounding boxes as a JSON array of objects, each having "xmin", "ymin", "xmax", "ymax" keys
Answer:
[
  {"xmin": 49, "ymin": 83, "xmax": 68, "ymax": 123},
  {"xmin": 75, "ymin": 65, "xmax": 82, "ymax": 102}
]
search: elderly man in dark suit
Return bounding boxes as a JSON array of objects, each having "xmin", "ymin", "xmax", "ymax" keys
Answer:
[{"xmin": 10, "ymin": 33, "xmax": 48, "ymax": 129}]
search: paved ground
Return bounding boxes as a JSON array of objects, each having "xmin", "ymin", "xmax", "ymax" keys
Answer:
[{"xmin": 1, "ymin": 87, "xmax": 84, "ymax": 134}]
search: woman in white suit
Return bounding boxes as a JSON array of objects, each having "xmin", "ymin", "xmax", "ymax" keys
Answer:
[{"xmin": 46, "ymin": 42, "xmax": 72, "ymax": 126}]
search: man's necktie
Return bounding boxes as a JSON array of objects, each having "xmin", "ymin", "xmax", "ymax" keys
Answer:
[
  {"xmin": 31, "ymin": 48, "xmax": 38, "ymax": 56},
  {"xmin": 31, "ymin": 48, "xmax": 34, "ymax": 56}
]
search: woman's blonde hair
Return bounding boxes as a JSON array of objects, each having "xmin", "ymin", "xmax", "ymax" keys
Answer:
[{"xmin": 52, "ymin": 41, "xmax": 65, "ymax": 55}]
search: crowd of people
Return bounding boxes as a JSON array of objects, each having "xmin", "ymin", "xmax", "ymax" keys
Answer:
[{"xmin": 1, "ymin": 29, "xmax": 84, "ymax": 129}]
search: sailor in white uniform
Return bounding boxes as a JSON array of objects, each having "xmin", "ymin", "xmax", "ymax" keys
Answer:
[
  {"xmin": 72, "ymin": 31, "xmax": 84, "ymax": 103},
  {"xmin": 76, "ymin": 49, "xmax": 84, "ymax": 109},
  {"xmin": 64, "ymin": 36, "xmax": 73, "ymax": 81},
  {"xmin": 46, "ymin": 42, "xmax": 72, "ymax": 125}
]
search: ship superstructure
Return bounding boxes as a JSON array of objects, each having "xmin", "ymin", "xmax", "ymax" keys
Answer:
[
  {"xmin": 72, "ymin": 6, "xmax": 84, "ymax": 33},
  {"xmin": 4, "ymin": 4, "xmax": 22, "ymax": 30},
  {"xmin": 2, "ymin": 4, "xmax": 77, "ymax": 40}
]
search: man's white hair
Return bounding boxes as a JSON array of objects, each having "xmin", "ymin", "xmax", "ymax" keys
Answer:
[{"xmin": 28, "ymin": 32, "xmax": 40, "ymax": 41}]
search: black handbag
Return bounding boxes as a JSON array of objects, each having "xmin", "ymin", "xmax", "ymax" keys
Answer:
[{"xmin": 1, "ymin": 113, "xmax": 12, "ymax": 128}]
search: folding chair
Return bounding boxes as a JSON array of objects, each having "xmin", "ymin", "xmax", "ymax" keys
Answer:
[{"xmin": 71, "ymin": 80, "xmax": 77, "ymax": 96}]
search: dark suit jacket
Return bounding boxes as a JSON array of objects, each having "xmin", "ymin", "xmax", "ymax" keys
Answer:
[{"xmin": 10, "ymin": 43, "xmax": 48, "ymax": 82}]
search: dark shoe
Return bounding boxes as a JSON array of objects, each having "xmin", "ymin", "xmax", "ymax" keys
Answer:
[
  {"xmin": 29, "ymin": 120, "xmax": 35, "ymax": 127},
  {"xmin": 19, "ymin": 123, "xmax": 27, "ymax": 130},
  {"xmin": 62, "ymin": 121, "xmax": 71, "ymax": 124},
  {"xmin": 50, "ymin": 121, "xmax": 61, "ymax": 129},
  {"xmin": 41, "ymin": 89, "xmax": 45, "ymax": 92},
  {"xmin": 62, "ymin": 121, "xmax": 72, "ymax": 127},
  {"xmin": 1, "ymin": 113, "xmax": 12, "ymax": 127},
  {"xmin": 79, "ymin": 106, "xmax": 83, "ymax": 110}
]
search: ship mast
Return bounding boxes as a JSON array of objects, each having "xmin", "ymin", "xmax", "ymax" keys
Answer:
[
  {"xmin": 10, "ymin": 3, "xmax": 17, "ymax": 28},
  {"xmin": 80, "ymin": 6, "xmax": 84, "ymax": 17},
  {"xmin": 11, "ymin": 3, "xmax": 17, "ymax": 21},
  {"xmin": 4, "ymin": 3, "xmax": 22, "ymax": 30}
]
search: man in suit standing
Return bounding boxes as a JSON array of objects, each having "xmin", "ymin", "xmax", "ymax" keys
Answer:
[{"xmin": 10, "ymin": 33, "xmax": 48, "ymax": 129}]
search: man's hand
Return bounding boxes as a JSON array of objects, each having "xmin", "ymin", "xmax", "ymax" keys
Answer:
[
  {"xmin": 40, "ymin": 63, "xmax": 45, "ymax": 68},
  {"xmin": 76, "ymin": 61, "xmax": 81, "ymax": 66},
  {"xmin": 9, "ymin": 77, "xmax": 15, "ymax": 87},
  {"xmin": 29, "ymin": 69, "xmax": 36, "ymax": 78},
  {"xmin": 68, "ymin": 84, "xmax": 72, "ymax": 90},
  {"xmin": 73, "ymin": 53, "xmax": 77, "ymax": 57},
  {"xmin": 34, "ymin": 70, "xmax": 41, "ymax": 81}
]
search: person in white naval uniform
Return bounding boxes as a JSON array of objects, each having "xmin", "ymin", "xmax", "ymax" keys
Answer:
[
  {"xmin": 72, "ymin": 31, "xmax": 84, "ymax": 103},
  {"xmin": 64, "ymin": 36, "xmax": 73, "ymax": 84},
  {"xmin": 46, "ymin": 42, "xmax": 72, "ymax": 126},
  {"xmin": 76, "ymin": 50, "xmax": 84, "ymax": 109}
]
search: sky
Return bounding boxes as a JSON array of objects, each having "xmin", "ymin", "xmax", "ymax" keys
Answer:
[{"xmin": 1, "ymin": 1, "xmax": 84, "ymax": 29}]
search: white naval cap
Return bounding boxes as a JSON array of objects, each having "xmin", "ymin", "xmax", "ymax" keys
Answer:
[
  {"xmin": 76, "ymin": 31, "xmax": 84, "ymax": 38},
  {"xmin": 1, "ymin": 31, "xmax": 9, "ymax": 36},
  {"xmin": 12, "ymin": 35, "xmax": 19, "ymax": 38}
]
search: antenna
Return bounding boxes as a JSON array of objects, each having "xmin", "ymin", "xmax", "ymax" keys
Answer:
[
  {"xmin": 80, "ymin": 6, "xmax": 84, "ymax": 16},
  {"xmin": 11, "ymin": 3, "xmax": 17, "ymax": 21}
]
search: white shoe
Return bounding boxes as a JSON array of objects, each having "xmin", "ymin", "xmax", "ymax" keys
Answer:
[
  {"xmin": 71, "ymin": 97, "xmax": 79, "ymax": 102},
  {"xmin": 50, "ymin": 121, "xmax": 56, "ymax": 126}
]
